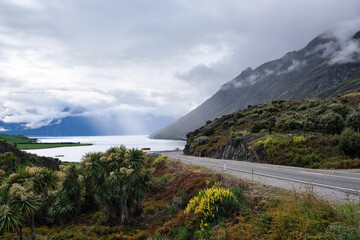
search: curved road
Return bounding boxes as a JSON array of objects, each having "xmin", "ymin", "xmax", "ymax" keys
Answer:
[{"xmin": 159, "ymin": 151, "xmax": 360, "ymax": 202}]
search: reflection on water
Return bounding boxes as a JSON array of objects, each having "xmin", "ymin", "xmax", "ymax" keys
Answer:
[{"xmin": 25, "ymin": 135, "xmax": 185, "ymax": 162}]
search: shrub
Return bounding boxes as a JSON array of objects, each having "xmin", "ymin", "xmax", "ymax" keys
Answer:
[
  {"xmin": 153, "ymin": 155, "xmax": 168, "ymax": 166},
  {"xmin": 296, "ymin": 105, "xmax": 308, "ymax": 112},
  {"xmin": 329, "ymin": 103, "xmax": 348, "ymax": 117},
  {"xmin": 347, "ymin": 110, "xmax": 360, "ymax": 132},
  {"xmin": 230, "ymin": 131, "xmax": 243, "ymax": 139},
  {"xmin": 185, "ymin": 185, "xmax": 239, "ymax": 228},
  {"xmin": 266, "ymin": 107, "xmax": 279, "ymax": 113},
  {"xmin": 293, "ymin": 136, "xmax": 306, "ymax": 144},
  {"xmin": 148, "ymin": 232, "xmax": 169, "ymax": 240},
  {"xmin": 293, "ymin": 153, "xmax": 317, "ymax": 167},
  {"xmin": 339, "ymin": 128, "xmax": 360, "ymax": 158},
  {"xmin": 173, "ymin": 226, "xmax": 190, "ymax": 240},
  {"xmin": 293, "ymin": 154, "xmax": 302, "ymax": 166},
  {"xmin": 234, "ymin": 112, "xmax": 244, "ymax": 119},
  {"xmin": 206, "ymin": 120, "xmax": 212, "ymax": 125},
  {"xmin": 194, "ymin": 136, "xmax": 209, "ymax": 146},
  {"xmin": 319, "ymin": 111, "xmax": 344, "ymax": 134},
  {"xmin": 203, "ymin": 128, "xmax": 214, "ymax": 136},
  {"xmin": 251, "ymin": 121, "xmax": 269, "ymax": 133},
  {"xmin": 280, "ymin": 118, "xmax": 303, "ymax": 131},
  {"xmin": 264, "ymin": 137, "xmax": 276, "ymax": 148},
  {"xmin": 208, "ymin": 138, "xmax": 219, "ymax": 144},
  {"xmin": 159, "ymin": 176, "xmax": 168, "ymax": 184}
]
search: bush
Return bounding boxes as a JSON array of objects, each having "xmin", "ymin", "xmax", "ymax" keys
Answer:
[
  {"xmin": 194, "ymin": 136, "xmax": 209, "ymax": 146},
  {"xmin": 339, "ymin": 128, "xmax": 360, "ymax": 158},
  {"xmin": 296, "ymin": 105, "xmax": 308, "ymax": 112},
  {"xmin": 153, "ymin": 155, "xmax": 168, "ymax": 166},
  {"xmin": 347, "ymin": 110, "xmax": 360, "ymax": 132},
  {"xmin": 173, "ymin": 226, "xmax": 190, "ymax": 240},
  {"xmin": 185, "ymin": 185, "xmax": 239, "ymax": 228},
  {"xmin": 234, "ymin": 112, "xmax": 244, "ymax": 119},
  {"xmin": 264, "ymin": 137, "xmax": 276, "ymax": 148},
  {"xmin": 251, "ymin": 121, "xmax": 269, "ymax": 133},
  {"xmin": 203, "ymin": 128, "xmax": 214, "ymax": 136},
  {"xmin": 230, "ymin": 131, "xmax": 243, "ymax": 139},
  {"xmin": 319, "ymin": 111, "xmax": 344, "ymax": 134},
  {"xmin": 293, "ymin": 153, "xmax": 317, "ymax": 167},
  {"xmin": 329, "ymin": 103, "xmax": 348, "ymax": 117},
  {"xmin": 279, "ymin": 118, "xmax": 303, "ymax": 131},
  {"xmin": 293, "ymin": 136, "xmax": 306, "ymax": 144},
  {"xmin": 208, "ymin": 138, "xmax": 219, "ymax": 144}
]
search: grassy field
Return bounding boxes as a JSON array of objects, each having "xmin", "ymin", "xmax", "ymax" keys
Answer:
[
  {"xmin": 17, "ymin": 143, "xmax": 92, "ymax": 150},
  {"xmin": 0, "ymin": 133, "xmax": 36, "ymax": 144},
  {"xmin": 0, "ymin": 133, "xmax": 92, "ymax": 149}
]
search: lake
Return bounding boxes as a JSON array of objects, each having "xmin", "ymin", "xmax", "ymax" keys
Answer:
[{"xmin": 25, "ymin": 135, "xmax": 186, "ymax": 162}]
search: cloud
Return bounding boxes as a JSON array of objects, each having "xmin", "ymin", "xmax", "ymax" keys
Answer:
[
  {"xmin": 329, "ymin": 39, "xmax": 360, "ymax": 64},
  {"xmin": 304, "ymin": 18, "xmax": 360, "ymax": 64},
  {"xmin": 0, "ymin": 127, "xmax": 8, "ymax": 132},
  {"xmin": 0, "ymin": 1, "xmax": 360, "ymax": 132}
]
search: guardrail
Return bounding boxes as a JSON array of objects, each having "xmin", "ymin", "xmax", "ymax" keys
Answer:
[{"xmin": 173, "ymin": 157, "xmax": 360, "ymax": 196}]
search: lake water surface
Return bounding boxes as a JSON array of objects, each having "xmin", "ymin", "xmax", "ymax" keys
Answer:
[{"xmin": 25, "ymin": 135, "xmax": 186, "ymax": 162}]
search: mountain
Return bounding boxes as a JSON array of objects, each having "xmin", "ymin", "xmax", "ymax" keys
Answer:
[
  {"xmin": 0, "ymin": 114, "xmax": 176, "ymax": 136},
  {"xmin": 151, "ymin": 29, "xmax": 360, "ymax": 140}
]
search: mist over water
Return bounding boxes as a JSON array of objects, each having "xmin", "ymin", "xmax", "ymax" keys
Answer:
[{"xmin": 25, "ymin": 135, "xmax": 186, "ymax": 162}]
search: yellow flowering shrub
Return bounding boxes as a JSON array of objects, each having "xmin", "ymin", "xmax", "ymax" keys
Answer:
[
  {"xmin": 185, "ymin": 185, "xmax": 238, "ymax": 228},
  {"xmin": 264, "ymin": 137, "xmax": 277, "ymax": 148},
  {"xmin": 293, "ymin": 136, "xmax": 306, "ymax": 144},
  {"xmin": 153, "ymin": 155, "xmax": 167, "ymax": 166}
]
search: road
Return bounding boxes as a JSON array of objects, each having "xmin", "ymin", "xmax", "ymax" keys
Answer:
[{"xmin": 158, "ymin": 151, "xmax": 360, "ymax": 202}]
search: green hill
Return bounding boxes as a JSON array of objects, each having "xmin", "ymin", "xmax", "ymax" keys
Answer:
[
  {"xmin": 184, "ymin": 90, "xmax": 360, "ymax": 169},
  {"xmin": 0, "ymin": 134, "xmax": 36, "ymax": 144}
]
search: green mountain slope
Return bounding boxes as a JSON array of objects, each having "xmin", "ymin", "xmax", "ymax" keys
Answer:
[{"xmin": 183, "ymin": 91, "xmax": 360, "ymax": 169}]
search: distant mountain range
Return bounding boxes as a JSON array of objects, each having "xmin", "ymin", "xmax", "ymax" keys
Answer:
[
  {"xmin": 151, "ymin": 29, "xmax": 360, "ymax": 140},
  {"xmin": 0, "ymin": 114, "xmax": 175, "ymax": 136}
]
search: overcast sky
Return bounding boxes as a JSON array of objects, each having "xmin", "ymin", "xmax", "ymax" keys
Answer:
[{"xmin": 1, "ymin": 0, "xmax": 360, "ymax": 130}]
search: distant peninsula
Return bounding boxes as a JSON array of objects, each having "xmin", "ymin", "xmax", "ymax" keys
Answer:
[{"xmin": 0, "ymin": 134, "xmax": 91, "ymax": 150}]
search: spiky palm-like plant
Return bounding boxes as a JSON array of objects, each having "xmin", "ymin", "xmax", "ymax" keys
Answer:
[
  {"xmin": 48, "ymin": 194, "xmax": 75, "ymax": 224},
  {"xmin": 0, "ymin": 180, "xmax": 40, "ymax": 240},
  {"xmin": 48, "ymin": 164, "xmax": 85, "ymax": 224},
  {"xmin": 82, "ymin": 146, "xmax": 151, "ymax": 224},
  {"xmin": 28, "ymin": 167, "xmax": 58, "ymax": 237},
  {"xmin": 0, "ymin": 204, "xmax": 22, "ymax": 236}
]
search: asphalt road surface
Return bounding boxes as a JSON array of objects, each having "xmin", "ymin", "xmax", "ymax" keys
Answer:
[{"xmin": 158, "ymin": 151, "xmax": 360, "ymax": 202}]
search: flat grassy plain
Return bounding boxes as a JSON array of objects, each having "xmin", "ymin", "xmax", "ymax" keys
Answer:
[{"xmin": 0, "ymin": 133, "xmax": 91, "ymax": 149}]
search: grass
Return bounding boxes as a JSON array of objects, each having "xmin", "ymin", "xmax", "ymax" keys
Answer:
[
  {"xmin": 0, "ymin": 133, "xmax": 36, "ymax": 144},
  {"xmin": 17, "ymin": 143, "xmax": 92, "ymax": 150},
  {"xmin": 0, "ymin": 133, "xmax": 92, "ymax": 149}
]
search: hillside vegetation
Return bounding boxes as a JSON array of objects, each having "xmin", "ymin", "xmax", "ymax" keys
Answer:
[{"xmin": 184, "ymin": 90, "xmax": 360, "ymax": 169}]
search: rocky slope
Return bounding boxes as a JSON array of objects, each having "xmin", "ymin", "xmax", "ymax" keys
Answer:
[{"xmin": 151, "ymin": 28, "xmax": 360, "ymax": 140}]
